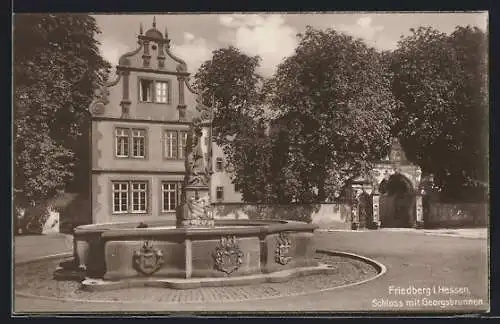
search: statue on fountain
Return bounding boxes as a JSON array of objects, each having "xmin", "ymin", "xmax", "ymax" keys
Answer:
[
  {"xmin": 185, "ymin": 126, "xmax": 210, "ymax": 187},
  {"xmin": 176, "ymin": 91, "xmax": 215, "ymax": 228}
]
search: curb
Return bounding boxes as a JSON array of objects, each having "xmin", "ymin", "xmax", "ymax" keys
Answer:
[
  {"xmin": 14, "ymin": 249, "xmax": 387, "ymax": 306},
  {"xmin": 81, "ymin": 265, "xmax": 338, "ymax": 291},
  {"xmin": 317, "ymin": 249, "xmax": 387, "ymax": 277},
  {"xmin": 318, "ymin": 228, "xmax": 487, "ymax": 240},
  {"xmin": 420, "ymin": 231, "xmax": 487, "ymax": 240},
  {"xmin": 15, "ymin": 252, "xmax": 73, "ymax": 266}
]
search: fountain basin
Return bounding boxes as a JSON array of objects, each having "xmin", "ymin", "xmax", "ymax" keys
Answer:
[{"xmin": 61, "ymin": 219, "xmax": 319, "ymax": 287}]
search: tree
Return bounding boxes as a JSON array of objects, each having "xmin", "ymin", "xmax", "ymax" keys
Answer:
[
  {"xmin": 266, "ymin": 26, "xmax": 398, "ymax": 202},
  {"xmin": 221, "ymin": 115, "xmax": 275, "ymax": 202},
  {"xmin": 193, "ymin": 46, "xmax": 271, "ymax": 202},
  {"xmin": 391, "ymin": 26, "xmax": 488, "ymax": 201},
  {"xmin": 14, "ymin": 14, "xmax": 110, "ymax": 207},
  {"xmin": 193, "ymin": 46, "xmax": 264, "ymax": 140}
]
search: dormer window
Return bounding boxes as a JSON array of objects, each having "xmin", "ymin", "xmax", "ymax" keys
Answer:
[
  {"xmin": 139, "ymin": 79, "xmax": 153, "ymax": 102},
  {"xmin": 139, "ymin": 78, "xmax": 171, "ymax": 104},
  {"xmin": 156, "ymin": 81, "xmax": 168, "ymax": 103}
]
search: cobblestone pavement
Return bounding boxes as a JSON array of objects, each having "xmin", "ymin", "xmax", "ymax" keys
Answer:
[{"xmin": 13, "ymin": 230, "xmax": 489, "ymax": 313}]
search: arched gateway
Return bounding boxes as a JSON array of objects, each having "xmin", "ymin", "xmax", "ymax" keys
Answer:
[{"xmin": 349, "ymin": 138, "xmax": 425, "ymax": 230}]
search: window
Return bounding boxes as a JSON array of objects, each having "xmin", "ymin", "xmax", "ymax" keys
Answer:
[
  {"xmin": 112, "ymin": 182, "xmax": 129, "ymax": 213},
  {"xmin": 216, "ymin": 186, "xmax": 224, "ymax": 201},
  {"xmin": 115, "ymin": 128, "xmax": 129, "ymax": 157},
  {"xmin": 112, "ymin": 181, "xmax": 148, "ymax": 214},
  {"xmin": 139, "ymin": 79, "xmax": 170, "ymax": 103},
  {"xmin": 164, "ymin": 130, "xmax": 178, "ymax": 159},
  {"xmin": 115, "ymin": 127, "xmax": 148, "ymax": 158},
  {"xmin": 179, "ymin": 131, "xmax": 188, "ymax": 159},
  {"xmin": 164, "ymin": 130, "xmax": 189, "ymax": 160},
  {"xmin": 234, "ymin": 182, "xmax": 241, "ymax": 193},
  {"xmin": 132, "ymin": 129, "xmax": 146, "ymax": 158},
  {"xmin": 139, "ymin": 79, "xmax": 154, "ymax": 102},
  {"xmin": 216, "ymin": 157, "xmax": 224, "ymax": 172},
  {"xmin": 162, "ymin": 182, "xmax": 177, "ymax": 212},
  {"xmin": 131, "ymin": 182, "xmax": 148, "ymax": 213},
  {"xmin": 155, "ymin": 81, "xmax": 168, "ymax": 103}
]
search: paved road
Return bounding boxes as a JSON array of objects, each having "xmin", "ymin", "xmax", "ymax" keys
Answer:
[
  {"xmin": 14, "ymin": 234, "xmax": 72, "ymax": 264},
  {"xmin": 13, "ymin": 230, "xmax": 489, "ymax": 314}
]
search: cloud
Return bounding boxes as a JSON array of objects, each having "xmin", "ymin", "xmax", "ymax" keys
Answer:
[
  {"xmin": 357, "ymin": 16, "xmax": 373, "ymax": 28},
  {"xmin": 218, "ymin": 14, "xmax": 298, "ymax": 77},
  {"xmin": 183, "ymin": 32, "xmax": 195, "ymax": 41},
  {"xmin": 171, "ymin": 32, "xmax": 214, "ymax": 75},
  {"xmin": 98, "ymin": 37, "xmax": 131, "ymax": 67},
  {"xmin": 336, "ymin": 16, "xmax": 397, "ymax": 50},
  {"xmin": 219, "ymin": 15, "xmax": 235, "ymax": 27}
]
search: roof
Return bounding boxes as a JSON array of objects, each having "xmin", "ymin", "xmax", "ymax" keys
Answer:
[
  {"xmin": 145, "ymin": 27, "xmax": 163, "ymax": 40},
  {"xmin": 140, "ymin": 17, "xmax": 166, "ymax": 41}
]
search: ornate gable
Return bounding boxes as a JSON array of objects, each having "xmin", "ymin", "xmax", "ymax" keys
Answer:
[
  {"xmin": 88, "ymin": 17, "xmax": 202, "ymax": 121},
  {"xmin": 387, "ymin": 138, "xmax": 408, "ymax": 163}
]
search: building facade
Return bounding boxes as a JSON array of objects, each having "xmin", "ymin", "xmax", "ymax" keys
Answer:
[
  {"xmin": 88, "ymin": 20, "xmax": 240, "ymax": 224},
  {"xmin": 210, "ymin": 143, "xmax": 243, "ymax": 204}
]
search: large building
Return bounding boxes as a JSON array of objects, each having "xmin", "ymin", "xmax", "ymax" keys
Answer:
[{"xmin": 88, "ymin": 19, "xmax": 240, "ymax": 224}]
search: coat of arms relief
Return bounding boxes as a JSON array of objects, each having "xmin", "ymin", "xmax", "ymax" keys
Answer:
[
  {"xmin": 275, "ymin": 232, "xmax": 293, "ymax": 265},
  {"xmin": 132, "ymin": 241, "xmax": 165, "ymax": 276},
  {"xmin": 213, "ymin": 236, "xmax": 244, "ymax": 275}
]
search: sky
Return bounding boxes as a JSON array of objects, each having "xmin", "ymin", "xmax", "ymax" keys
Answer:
[{"xmin": 94, "ymin": 12, "xmax": 488, "ymax": 77}]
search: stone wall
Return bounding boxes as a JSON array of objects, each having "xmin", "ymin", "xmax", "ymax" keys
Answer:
[
  {"xmin": 213, "ymin": 203, "xmax": 351, "ymax": 229},
  {"xmin": 210, "ymin": 143, "xmax": 243, "ymax": 203},
  {"xmin": 212, "ymin": 202, "xmax": 489, "ymax": 230},
  {"xmin": 425, "ymin": 203, "xmax": 488, "ymax": 228}
]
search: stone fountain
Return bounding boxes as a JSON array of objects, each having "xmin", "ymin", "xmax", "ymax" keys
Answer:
[{"xmin": 54, "ymin": 94, "xmax": 331, "ymax": 290}]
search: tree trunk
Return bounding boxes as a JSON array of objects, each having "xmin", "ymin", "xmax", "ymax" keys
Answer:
[{"xmin": 317, "ymin": 182, "xmax": 326, "ymax": 202}]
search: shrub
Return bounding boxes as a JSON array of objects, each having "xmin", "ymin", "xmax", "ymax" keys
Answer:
[{"xmin": 21, "ymin": 203, "xmax": 50, "ymax": 234}]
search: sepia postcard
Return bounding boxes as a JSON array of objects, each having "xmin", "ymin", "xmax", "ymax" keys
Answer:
[{"xmin": 12, "ymin": 11, "xmax": 489, "ymax": 315}]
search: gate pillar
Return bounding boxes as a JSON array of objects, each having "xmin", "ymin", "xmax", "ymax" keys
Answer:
[
  {"xmin": 372, "ymin": 193, "xmax": 381, "ymax": 229},
  {"xmin": 415, "ymin": 194, "xmax": 424, "ymax": 229},
  {"xmin": 350, "ymin": 188, "xmax": 360, "ymax": 230}
]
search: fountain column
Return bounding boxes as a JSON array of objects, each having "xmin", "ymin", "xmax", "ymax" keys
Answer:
[{"xmin": 176, "ymin": 93, "xmax": 215, "ymax": 229}]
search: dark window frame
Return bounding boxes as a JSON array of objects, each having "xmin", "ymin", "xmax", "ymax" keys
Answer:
[
  {"xmin": 216, "ymin": 186, "xmax": 224, "ymax": 201},
  {"xmin": 138, "ymin": 77, "xmax": 172, "ymax": 104}
]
